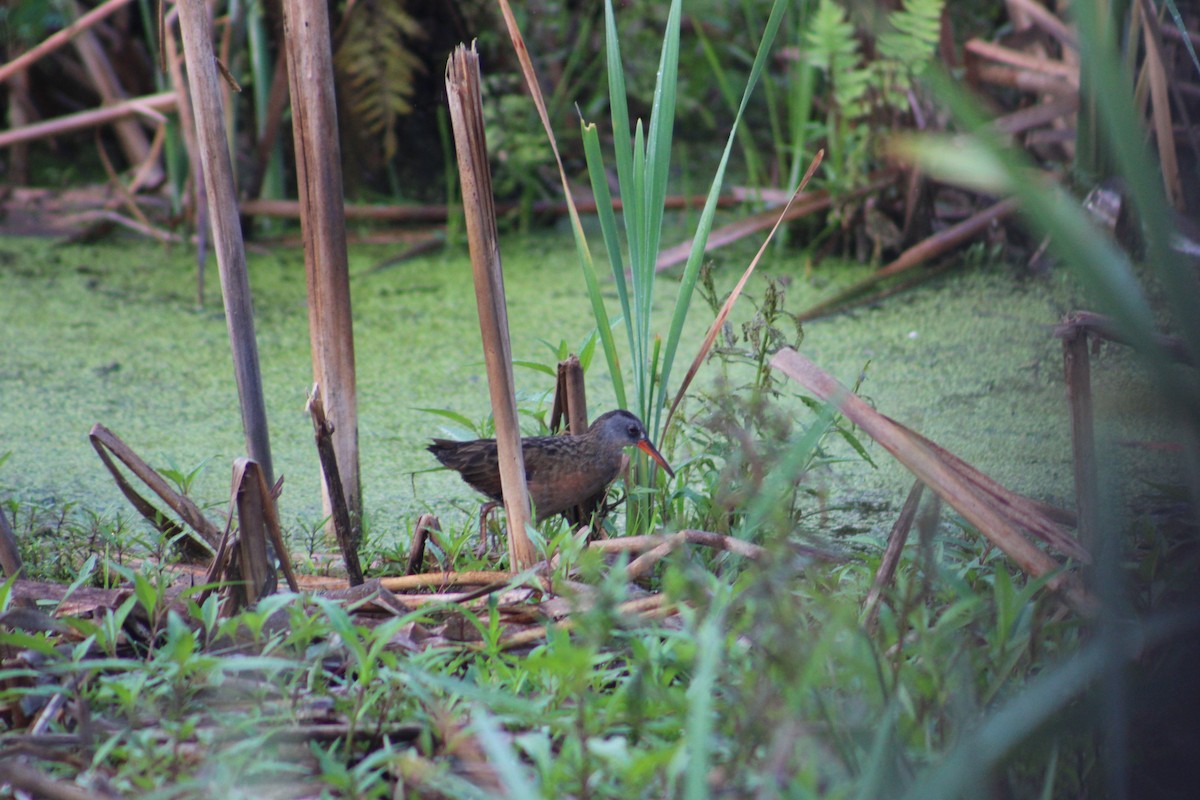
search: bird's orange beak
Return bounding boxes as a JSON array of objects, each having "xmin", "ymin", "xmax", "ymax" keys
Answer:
[{"xmin": 636, "ymin": 439, "xmax": 675, "ymax": 479}]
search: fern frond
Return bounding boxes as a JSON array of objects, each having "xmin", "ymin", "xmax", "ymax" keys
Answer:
[
  {"xmin": 877, "ymin": 0, "xmax": 944, "ymax": 73},
  {"xmin": 333, "ymin": 0, "xmax": 425, "ymax": 161},
  {"xmin": 804, "ymin": 0, "xmax": 870, "ymax": 118}
]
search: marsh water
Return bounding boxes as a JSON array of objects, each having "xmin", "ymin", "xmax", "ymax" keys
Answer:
[{"xmin": 0, "ymin": 227, "xmax": 1180, "ymax": 544}]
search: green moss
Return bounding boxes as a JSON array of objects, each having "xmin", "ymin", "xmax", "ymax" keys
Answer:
[{"xmin": 0, "ymin": 231, "xmax": 1182, "ymax": 543}]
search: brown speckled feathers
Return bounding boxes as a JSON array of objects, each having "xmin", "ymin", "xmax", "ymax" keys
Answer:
[{"xmin": 428, "ymin": 410, "xmax": 673, "ymax": 521}]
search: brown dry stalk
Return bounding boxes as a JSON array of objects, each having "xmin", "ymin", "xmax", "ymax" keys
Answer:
[
  {"xmin": 377, "ymin": 571, "xmax": 519, "ymax": 592},
  {"xmin": 307, "ymin": 385, "xmax": 364, "ymax": 586},
  {"xmin": 486, "ymin": 594, "xmax": 673, "ymax": 651},
  {"xmin": 446, "ymin": 43, "xmax": 536, "ymax": 570},
  {"xmin": 862, "ymin": 480, "xmax": 924, "ymax": 631},
  {"xmin": 965, "ymin": 39, "xmax": 1079, "ymax": 84},
  {"xmin": 587, "ymin": 530, "xmax": 768, "ymax": 560},
  {"xmin": 0, "ymin": 0, "xmax": 136, "ymax": 85},
  {"xmin": 796, "ymin": 198, "xmax": 1019, "ymax": 322},
  {"xmin": 770, "ymin": 348, "xmax": 1096, "ymax": 616},
  {"xmin": 88, "ymin": 424, "xmax": 222, "ymax": 555},
  {"xmin": 0, "ymin": 92, "xmax": 176, "ymax": 151}
]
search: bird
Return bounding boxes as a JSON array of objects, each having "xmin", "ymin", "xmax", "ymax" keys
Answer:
[{"xmin": 428, "ymin": 409, "xmax": 675, "ymax": 523}]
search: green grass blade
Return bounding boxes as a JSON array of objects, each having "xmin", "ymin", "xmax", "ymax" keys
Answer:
[
  {"xmin": 695, "ymin": 14, "xmax": 765, "ymax": 189},
  {"xmin": 582, "ymin": 124, "xmax": 633, "ymax": 409},
  {"xmin": 474, "ymin": 708, "xmax": 546, "ymax": 800},
  {"xmin": 604, "ymin": 0, "xmax": 638, "ymax": 273},
  {"xmin": 642, "ymin": 0, "xmax": 682, "ymax": 283},
  {"xmin": 900, "ymin": 610, "xmax": 1197, "ymax": 800},
  {"xmin": 683, "ymin": 609, "xmax": 723, "ymax": 800}
]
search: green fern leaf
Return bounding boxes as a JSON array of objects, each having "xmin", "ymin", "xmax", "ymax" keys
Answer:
[
  {"xmin": 877, "ymin": 0, "xmax": 945, "ymax": 74},
  {"xmin": 333, "ymin": 0, "xmax": 425, "ymax": 161}
]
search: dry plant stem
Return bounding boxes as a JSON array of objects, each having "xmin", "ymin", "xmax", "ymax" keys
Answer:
[
  {"xmin": 0, "ymin": 761, "xmax": 104, "ymax": 800},
  {"xmin": 965, "ymin": 39, "xmax": 1079, "ymax": 84},
  {"xmin": 489, "ymin": 595, "xmax": 671, "ymax": 651},
  {"xmin": 60, "ymin": 209, "xmax": 181, "ymax": 243},
  {"xmin": 770, "ymin": 348, "xmax": 1097, "ymax": 616},
  {"xmin": 378, "ymin": 571, "xmax": 520, "ymax": 592},
  {"xmin": 0, "ymin": 91, "xmax": 176, "ymax": 151},
  {"xmin": 1061, "ymin": 323, "xmax": 1100, "ymax": 559},
  {"xmin": 1006, "ymin": 0, "xmax": 1077, "ymax": 48},
  {"xmin": 992, "ymin": 94, "xmax": 1080, "ymax": 136},
  {"xmin": 972, "ymin": 64, "xmax": 1076, "ymax": 97},
  {"xmin": 256, "ymin": 468, "xmax": 299, "ymax": 593},
  {"xmin": 92, "ymin": 129, "xmax": 157, "ymax": 233},
  {"xmin": 406, "ymin": 514, "xmax": 443, "ymax": 576},
  {"xmin": 162, "ymin": 9, "xmax": 208, "ymax": 306},
  {"xmin": 231, "ymin": 459, "xmax": 275, "ymax": 606},
  {"xmin": 69, "ymin": 0, "xmax": 161, "ymax": 185},
  {"xmin": 178, "ymin": 0, "xmax": 274, "ymax": 482},
  {"xmin": 0, "ymin": 504, "xmax": 24, "ymax": 579},
  {"xmin": 1053, "ymin": 310, "xmax": 1195, "ymax": 366},
  {"xmin": 655, "ymin": 171, "xmax": 897, "ymax": 271},
  {"xmin": 239, "ymin": 193, "xmax": 735, "ymax": 223},
  {"xmin": 887, "ymin": 414, "xmax": 1086, "ymax": 560},
  {"xmin": 0, "ymin": 0, "xmax": 136, "ymax": 85},
  {"xmin": 282, "ymin": 0, "xmax": 361, "ymax": 531},
  {"xmin": 551, "ymin": 356, "xmax": 601, "ymax": 526},
  {"xmin": 446, "ymin": 44, "xmax": 536, "ymax": 570},
  {"xmin": 863, "ymin": 480, "xmax": 924, "ymax": 632},
  {"xmin": 1135, "ymin": 0, "xmax": 1183, "ymax": 208},
  {"xmin": 586, "ymin": 530, "xmax": 768, "ymax": 560},
  {"xmin": 307, "ymin": 385, "xmax": 364, "ymax": 586},
  {"xmin": 624, "ymin": 533, "xmax": 685, "ymax": 581},
  {"xmin": 550, "ymin": 355, "xmax": 590, "ymax": 436},
  {"xmin": 797, "ymin": 198, "xmax": 1019, "ymax": 322},
  {"xmin": 88, "ymin": 423, "xmax": 222, "ymax": 554}
]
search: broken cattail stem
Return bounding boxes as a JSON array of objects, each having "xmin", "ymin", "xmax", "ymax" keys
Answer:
[
  {"xmin": 307, "ymin": 385, "xmax": 365, "ymax": 586},
  {"xmin": 445, "ymin": 43, "xmax": 536, "ymax": 571}
]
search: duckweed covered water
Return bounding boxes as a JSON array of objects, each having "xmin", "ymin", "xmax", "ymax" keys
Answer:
[{"xmin": 0, "ymin": 229, "xmax": 1181, "ymax": 542}]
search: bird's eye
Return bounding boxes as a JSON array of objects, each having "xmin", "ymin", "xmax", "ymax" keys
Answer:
[{"xmin": 628, "ymin": 425, "xmax": 639, "ymax": 437}]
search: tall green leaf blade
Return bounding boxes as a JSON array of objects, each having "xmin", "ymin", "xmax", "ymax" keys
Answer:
[
  {"xmin": 604, "ymin": 0, "xmax": 638, "ymax": 278},
  {"xmin": 642, "ymin": 0, "xmax": 682, "ymax": 293},
  {"xmin": 653, "ymin": 0, "xmax": 791, "ymax": 435},
  {"xmin": 631, "ymin": 120, "xmax": 650, "ymax": 412},
  {"xmin": 581, "ymin": 123, "xmax": 631, "ymax": 409}
]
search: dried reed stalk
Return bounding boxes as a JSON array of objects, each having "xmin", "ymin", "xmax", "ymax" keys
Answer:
[
  {"xmin": 770, "ymin": 348, "xmax": 1096, "ymax": 616},
  {"xmin": 177, "ymin": 0, "xmax": 275, "ymax": 482},
  {"xmin": 445, "ymin": 43, "xmax": 537, "ymax": 570},
  {"xmin": 307, "ymin": 385, "xmax": 364, "ymax": 586},
  {"xmin": 282, "ymin": 0, "xmax": 362, "ymax": 533}
]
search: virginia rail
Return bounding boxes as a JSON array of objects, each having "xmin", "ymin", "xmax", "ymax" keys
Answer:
[{"xmin": 428, "ymin": 409, "xmax": 674, "ymax": 522}]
